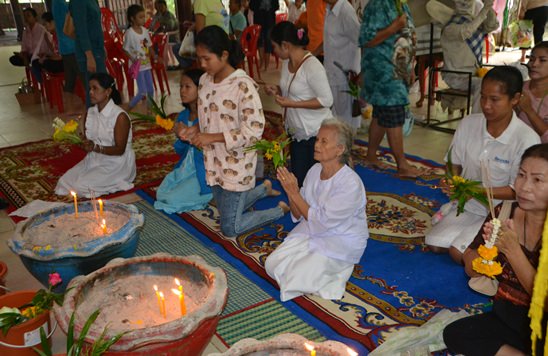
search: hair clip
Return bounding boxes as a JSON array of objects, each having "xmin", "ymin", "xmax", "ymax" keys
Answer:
[{"xmin": 297, "ymin": 28, "xmax": 304, "ymax": 40}]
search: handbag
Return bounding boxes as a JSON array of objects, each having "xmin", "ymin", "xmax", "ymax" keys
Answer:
[
  {"xmin": 129, "ymin": 60, "xmax": 140, "ymax": 80},
  {"xmin": 63, "ymin": 12, "xmax": 76, "ymax": 39},
  {"xmin": 179, "ymin": 30, "xmax": 196, "ymax": 58}
]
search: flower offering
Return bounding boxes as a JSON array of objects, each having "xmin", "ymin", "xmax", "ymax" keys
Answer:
[
  {"xmin": 130, "ymin": 95, "xmax": 175, "ymax": 131},
  {"xmin": 245, "ymin": 134, "xmax": 290, "ymax": 169},
  {"xmin": 52, "ymin": 117, "xmax": 82, "ymax": 144}
]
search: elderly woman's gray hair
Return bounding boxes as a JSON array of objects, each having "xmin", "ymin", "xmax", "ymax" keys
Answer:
[{"xmin": 320, "ymin": 118, "xmax": 353, "ymax": 165}]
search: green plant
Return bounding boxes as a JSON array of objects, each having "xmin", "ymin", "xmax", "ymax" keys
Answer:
[
  {"xmin": 34, "ymin": 309, "xmax": 126, "ymax": 356},
  {"xmin": 0, "ymin": 273, "xmax": 66, "ymax": 335}
]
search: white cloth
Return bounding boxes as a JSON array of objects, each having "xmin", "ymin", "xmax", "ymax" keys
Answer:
[
  {"xmin": 323, "ymin": 0, "xmax": 360, "ymax": 86},
  {"xmin": 447, "ymin": 112, "xmax": 540, "ymax": 216},
  {"xmin": 55, "ymin": 100, "xmax": 136, "ymax": 197},
  {"xmin": 123, "ymin": 26, "xmax": 152, "ymax": 71},
  {"xmin": 440, "ymin": 2, "xmax": 498, "ymax": 113},
  {"xmin": 280, "ymin": 56, "xmax": 333, "ymax": 141},
  {"xmin": 323, "ymin": 0, "xmax": 360, "ymax": 125},
  {"xmin": 9, "ymin": 200, "xmax": 66, "ymax": 218},
  {"xmin": 265, "ymin": 163, "xmax": 369, "ymax": 302},
  {"xmin": 425, "ymin": 208, "xmax": 487, "ymax": 252}
]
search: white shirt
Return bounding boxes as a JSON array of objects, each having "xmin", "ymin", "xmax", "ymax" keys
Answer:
[
  {"xmin": 288, "ymin": 3, "xmax": 305, "ymax": 23},
  {"xmin": 289, "ymin": 163, "xmax": 369, "ymax": 263},
  {"xmin": 280, "ymin": 55, "xmax": 333, "ymax": 141},
  {"xmin": 323, "ymin": 0, "xmax": 360, "ymax": 86},
  {"xmin": 448, "ymin": 112, "xmax": 540, "ymax": 215},
  {"xmin": 123, "ymin": 26, "xmax": 152, "ymax": 71}
]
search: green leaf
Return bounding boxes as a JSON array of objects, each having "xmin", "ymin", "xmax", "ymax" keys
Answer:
[
  {"xmin": 67, "ymin": 311, "xmax": 75, "ymax": 353},
  {"xmin": 74, "ymin": 309, "xmax": 101, "ymax": 355},
  {"xmin": 446, "ymin": 147, "xmax": 454, "ymax": 177},
  {"xmin": 33, "ymin": 326, "xmax": 53, "ymax": 356},
  {"xmin": 0, "ymin": 312, "xmax": 27, "ymax": 335}
]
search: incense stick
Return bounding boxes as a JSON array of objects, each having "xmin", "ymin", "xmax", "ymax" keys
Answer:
[{"xmin": 481, "ymin": 161, "xmax": 496, "ymax": 219}]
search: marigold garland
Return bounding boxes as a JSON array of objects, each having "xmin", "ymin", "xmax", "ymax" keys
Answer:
[
  {"xmin": 529, "ymin": 212, "xmax": 548, "ymax": 355},
  {"xmin": 473, "ymin": 218, "xmax": 503, "ymax": 278}
]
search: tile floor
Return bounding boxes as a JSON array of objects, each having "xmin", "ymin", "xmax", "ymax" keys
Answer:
[{"xmin": 0, "ymin": 43, "xmax": 525, "ymax": 354}]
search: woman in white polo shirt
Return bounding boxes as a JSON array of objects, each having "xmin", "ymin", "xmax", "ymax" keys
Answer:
[
  {"xmin": 265, "ymin": 21, "xmax": 333, "ymax": 187},
  {"xmin": 425, "ymin": 66, "xmax": 541, "ymax": 264}
]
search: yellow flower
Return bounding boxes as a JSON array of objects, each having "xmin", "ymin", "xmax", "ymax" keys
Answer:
[
  {"xmin": 63, "ymin": 120, "xmax": 78, "ymax": 133},
  {"xmin": 472, "ymin": 257, "xmax": 503, "ymax": 278},
  {"xmin": 476, "ymin": 67, "xmax": 490, "ymax": 78},
  {"xmin": 273, "ymin": 142, "xmax": 281, "ymax": 152},
  {"xmin": 32, "ymin": 246, "xmax": 42, "ymax": 253},
  {"xmin": 21, "ymin": 306, "xmax": 39, "ymax": 318},
  {"xmin": 477, "ymin": 244, "xmax": 498, "ymax": 260},
  {"xmin": 155, "ymin": 115, "xmax": 163, "ymax": 126},
  {"xmin": 265, "ymin": 152, "xmax": 273, "ymax": 160},
  {"xmin": 452, "ymin": 175, "xmax": 466, "ymax": 185},
  {"xmin": 53, "ymin": 128, "xmax": 62, "ymax": 141}
]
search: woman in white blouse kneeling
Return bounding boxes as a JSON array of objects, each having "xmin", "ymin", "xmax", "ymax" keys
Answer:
[{"xmin": 265, "ymin": 118, "xmax": 369, "ymax": 302}]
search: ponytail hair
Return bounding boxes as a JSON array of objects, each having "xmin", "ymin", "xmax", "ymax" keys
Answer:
[
  {"xmin": 89, "ymin": 73, "xmax": 122, "ymax": 105},
  {"xmin": 195, "ymin": 25, "xmax": 244, "ymax": 68},
  {"xmin": 270, "ymin": 21, "xmax": 309, "ymax": 48}
]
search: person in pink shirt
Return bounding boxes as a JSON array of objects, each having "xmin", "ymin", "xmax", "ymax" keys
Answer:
[
  {"xmin": 517, "ymin": 41, "xmax": 548, "ymax": 142},
  {"xmin": 9, "ymin": 8, "xmax": 52, "ymax": 83}
]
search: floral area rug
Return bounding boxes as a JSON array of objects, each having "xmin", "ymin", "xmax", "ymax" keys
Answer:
[
  {"xmin": 0, "ymin": 123, "xmax": 179, "ymax": 214},
  {"xmin": 137, "ymin": 136, "xmax": 490, "ymax": 354}
]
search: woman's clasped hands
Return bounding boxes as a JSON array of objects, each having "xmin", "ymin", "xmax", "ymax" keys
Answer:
[
  {"xmin": 276, "ymin": 167, "xmax": 299, "ymax": 195},
  {"xmin": 481, "ymin": 219, "xmax": 522, "ymax": 256}
]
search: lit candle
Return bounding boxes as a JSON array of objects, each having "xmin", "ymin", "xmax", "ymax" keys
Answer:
[
  {"xmin": 70, "ymin": 191, "xmax": 78, "ymax": 217},
  {"xmin": 101, "ymin": 219, "xmax": 107, "ymax": 234},
  {"xmin": 159, "ymin": 291, "xmax": 166, "ymax": 318},
  {"xmin": 304, "ymin": 343, "xmax": 316, "ymax": 356},
  {"xmin": 153, "ymin": 285, "xmax": 162, "ymax": 315},
  {"xmin": 98, "ymin": 199, "xmax": 104, "ymax": 217},
  {"xmin": 171, "ymin": 288, "xmax": 186, "ymax": 316},
  {"xmin": 174, "ymin": 278, "xmax": 186, "ymax": 316}
]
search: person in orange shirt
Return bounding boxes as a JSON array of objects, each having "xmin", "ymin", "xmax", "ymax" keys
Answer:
[{"xmin": 306, "ymin": 0, "xmax": 325, "ymax": 58}]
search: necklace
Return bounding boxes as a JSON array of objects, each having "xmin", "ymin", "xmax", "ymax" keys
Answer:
[{"xmin": 523, "ymin": 212, "xmax": 528, "ymax": 249}]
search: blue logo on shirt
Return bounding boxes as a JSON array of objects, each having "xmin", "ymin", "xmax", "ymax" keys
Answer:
[{"xmin": 494, "ymin": 156, "xmax": 510, "ymax": 164}]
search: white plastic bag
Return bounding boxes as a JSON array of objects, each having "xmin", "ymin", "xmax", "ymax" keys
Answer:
[{"xmin": 179, "ymin": 30, "xmax": 196, "ymax": 58}]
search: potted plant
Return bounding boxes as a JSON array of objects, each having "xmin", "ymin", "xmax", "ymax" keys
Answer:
[
  {"xmin": 0, "ymin": 273, "xmax": 65, "ymax": 356},
  {"xmin": 34, "ymin": 309, "xmax": 125, "ymax": 356}
]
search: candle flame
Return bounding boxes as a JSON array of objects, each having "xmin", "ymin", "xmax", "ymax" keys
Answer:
[
  {"xmin": 175, "ymin": 278, "xmax": 181, "ymax": 286},
  {"xmin": 70, "ymin": 191, "xmax": 76, "ymax": 197},
  {"xmin": 304, "ymin": 343, "xmax": 314, "ymax": 351},
  {"xmin": 159, "ymin": 291, "xmax": 164, "ymax": 298},
  {"xmin": 171, "ymin": 288, "xmax": 181, "ymax": 296},
  {"xmin": 347, "ymin": 348, "xmax": 358, "ymax": 356},
  {"xmin": 153, "ymin": 285, "xmax": 158, "ymax": 292}
]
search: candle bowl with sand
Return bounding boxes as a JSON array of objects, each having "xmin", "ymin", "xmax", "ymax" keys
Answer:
[
  {"xmin": 8, "ymin": 201, "xmax": 144, "ymax": 291},
  {"xmin": 54, "ymin": 254, "xmax": 228, "ymax": 356},
  {"xmin": 209, "ymin": 333, "xmax": 357, "ymax": 356}
]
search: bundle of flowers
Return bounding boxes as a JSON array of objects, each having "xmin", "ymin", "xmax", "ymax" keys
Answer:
[
  {"xmin": 445, "ymin": 148, "xmax": 489, "ymax": 216},
  {"xmin": 130, "ymin": 95, "xmax": 175, "ymax": 131},
  {"xmin": 0, "ymin": 273, "xmax": 65, "ymax": 335},
  {"xmin": 245, "ymin": 134, "xmax": 290, "ymax": 169},
  {"xmin": 52, "ymin": 117, "xmax": 82, "ymax": 144},
  {"xmin": 472, "ymin": 181, "xmax": 503, "ymax": 278}
]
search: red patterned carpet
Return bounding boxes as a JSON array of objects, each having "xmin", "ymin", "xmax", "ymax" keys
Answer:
[{"xmin": 0, "ymin": 123, "xmax": 179, "ymax": 213}]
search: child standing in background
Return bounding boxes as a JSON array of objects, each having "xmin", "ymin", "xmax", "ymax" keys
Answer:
[{"xmin": 124, "ymin": 4, "xmax": 154, "ymax": 110}]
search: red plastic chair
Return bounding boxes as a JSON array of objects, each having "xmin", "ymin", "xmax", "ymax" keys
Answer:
[
  {"xmin": 100, "ymin": 8, "xmax": 134, "ymax": 99},
  {"xmin": 240, "ymin": 24, "xmax": 262, "ymax": 80},
  {"xmin": 42, "ymin": 71, "xmax": 86, "ymax": 112},
  {"xmin": 151, "ymin": 33, "xmax": 171, "ymax": 95}
]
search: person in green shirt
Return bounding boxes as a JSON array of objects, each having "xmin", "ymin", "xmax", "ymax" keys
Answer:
[{"xmin": 229, "ymin": 0, "xmax": 247, "ymax": 41}]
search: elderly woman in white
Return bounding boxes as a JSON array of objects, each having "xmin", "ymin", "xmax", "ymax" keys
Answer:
[{"xmin": 265, "ymin": 118, "xmax": 369, "ymax": 302}]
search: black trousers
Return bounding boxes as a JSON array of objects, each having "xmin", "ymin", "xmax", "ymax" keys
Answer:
[
  {"xmin": 289, "ymin": 136, "xmax": 317, "ymax": 187},
  {"xmin": 525, "ymin": 6, "xmax": 548, "ymax": 46},
  {"xmin": 443, "ymin": 299, "xmax": 533, "ymax": 356}
]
